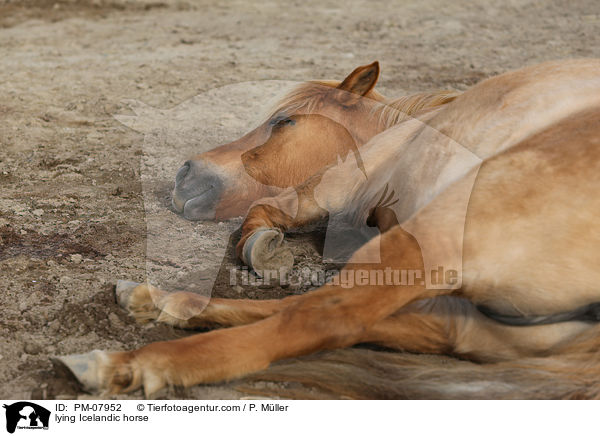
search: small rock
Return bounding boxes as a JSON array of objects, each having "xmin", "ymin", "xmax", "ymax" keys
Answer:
[
  {"xmin": 19, "ymin": 302, "xmax": 29, "ymax": 312},
  {"xmin": 288, "ymin": 278, "xmax": 303, "ymax": 291},
  {"xmin": 32, "ymin": 209, "xmax": 44, "ymax": 216},
  {"xmin": 70, "ymin": 254, "xmax": 83, "ymax": 264},
  {"xmin": 24, "ymin": 343, "xmax": 42, "ymax": 355},
  {"xmin": 48, "ymin": 320, "xmax": 60, "ymax": 334},
  {"xmin": 108, "ymin": 313, "xmax": 121, "ymax": 327}
]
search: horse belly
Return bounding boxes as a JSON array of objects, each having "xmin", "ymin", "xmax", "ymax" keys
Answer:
[{"xmin": 458, "ymin": 107, "xmax": 600, "ymax": 316}]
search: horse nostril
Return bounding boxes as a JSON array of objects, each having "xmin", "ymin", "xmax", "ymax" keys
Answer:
[
  {"xmin": 176, "ymin": 161, "xmax": 191, "ymax": 185},
  {"xmin": 172, "ymin": 159, "xmax": 224, "ymax": 220}
]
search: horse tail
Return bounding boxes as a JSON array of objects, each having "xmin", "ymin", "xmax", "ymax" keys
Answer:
[{"xmin": 239, "ymin": 346, "xmax": 600, "ymax": 399}]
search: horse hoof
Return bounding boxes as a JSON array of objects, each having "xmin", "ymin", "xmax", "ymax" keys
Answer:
[
  {"xmin": 52, "ymin": 350, "xmax": 109, "ymax": 393},
  {"xmin": 242, "ymin": 228, "xmax": 294, "ymax": 276},
  {"xmin": 115, "ymin": 280, "xmax": 141, "ymax": 309}
]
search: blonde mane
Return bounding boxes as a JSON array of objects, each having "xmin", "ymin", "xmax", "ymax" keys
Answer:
[
  {"xmin": 270, "ymin": 80, "xmax": 460, "ymax": 129},
  {"xmin": 377, "ymin": 90, "xmax": 459, "ymax": 129}
]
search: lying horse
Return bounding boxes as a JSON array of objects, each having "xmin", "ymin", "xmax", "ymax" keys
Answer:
[{"xmin": 58, "ymin": 59, "xmax": 600, "ymax": 399}]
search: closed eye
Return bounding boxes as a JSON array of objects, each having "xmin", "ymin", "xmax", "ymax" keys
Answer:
[{"xmin": 269, "ymin": 115, "xmax": 296, "ymax": 127}]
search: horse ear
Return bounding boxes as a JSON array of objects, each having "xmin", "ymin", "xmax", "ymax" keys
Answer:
[{"xmin": 337, "ymin": 61, "xmax": 380, "ymax": 103}]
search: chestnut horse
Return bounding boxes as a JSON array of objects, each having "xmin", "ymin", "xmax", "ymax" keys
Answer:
[{"xmin": 58, "ymin": 59, "xmax": 600, "ymax": 399}]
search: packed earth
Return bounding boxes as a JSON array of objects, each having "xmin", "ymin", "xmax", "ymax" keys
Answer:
[{"xmin": 1, "ymin": 0, "xmax": 599, "ymax": 399}]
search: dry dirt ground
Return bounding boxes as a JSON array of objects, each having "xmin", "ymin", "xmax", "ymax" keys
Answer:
[{"xmin": 1, "ymin": 0, "xmax": 599, "ymax": 400}]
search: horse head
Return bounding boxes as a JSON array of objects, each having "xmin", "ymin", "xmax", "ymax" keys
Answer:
[{"xmin": 171, "ymin": 61, "xmax": 383, "ymax": 220}]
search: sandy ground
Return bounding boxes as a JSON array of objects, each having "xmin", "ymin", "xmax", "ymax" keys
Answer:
[{"xmin": 1, "ymin": 0, "xmax": 599, "ymax": 400}]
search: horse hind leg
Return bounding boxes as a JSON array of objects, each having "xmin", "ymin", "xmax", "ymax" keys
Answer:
[
  {"xmin": 49, "ymin": 294, "xmax": 600, "ymax": 398},
  {"xmin": 365, "ymin": 296, "xmax": 594, "ymax": 363}
]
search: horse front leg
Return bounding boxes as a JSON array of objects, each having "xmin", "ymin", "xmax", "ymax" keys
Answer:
[
  {"xmin": 58, "ymin": 227, "xmax": 448, "ymax": 397},
  {"xmin": 237, "ymin": 173, "xmax": 333, "ymax": 273},
  {"xmin": 115, "ymin": 280, "xmax": 302, "ymax": 329}
]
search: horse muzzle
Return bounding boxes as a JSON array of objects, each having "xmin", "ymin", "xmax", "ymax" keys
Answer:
[{"xmin": 172, "ymin": 160, "xmax": 225, "ymax": 220}]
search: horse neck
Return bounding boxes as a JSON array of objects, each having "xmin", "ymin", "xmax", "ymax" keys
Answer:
[
  {"xmin": 342, "ymin": 107, "xmax": 481, "ymax": 227},
  {"xmin": 330, "ymin": 90, "xmax": 459, "ymax": 149}
]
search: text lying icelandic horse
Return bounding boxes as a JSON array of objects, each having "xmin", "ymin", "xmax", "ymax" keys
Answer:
[{"xmin": 56, "ymin": 59, "xmax": 600, "ymax": 399}]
